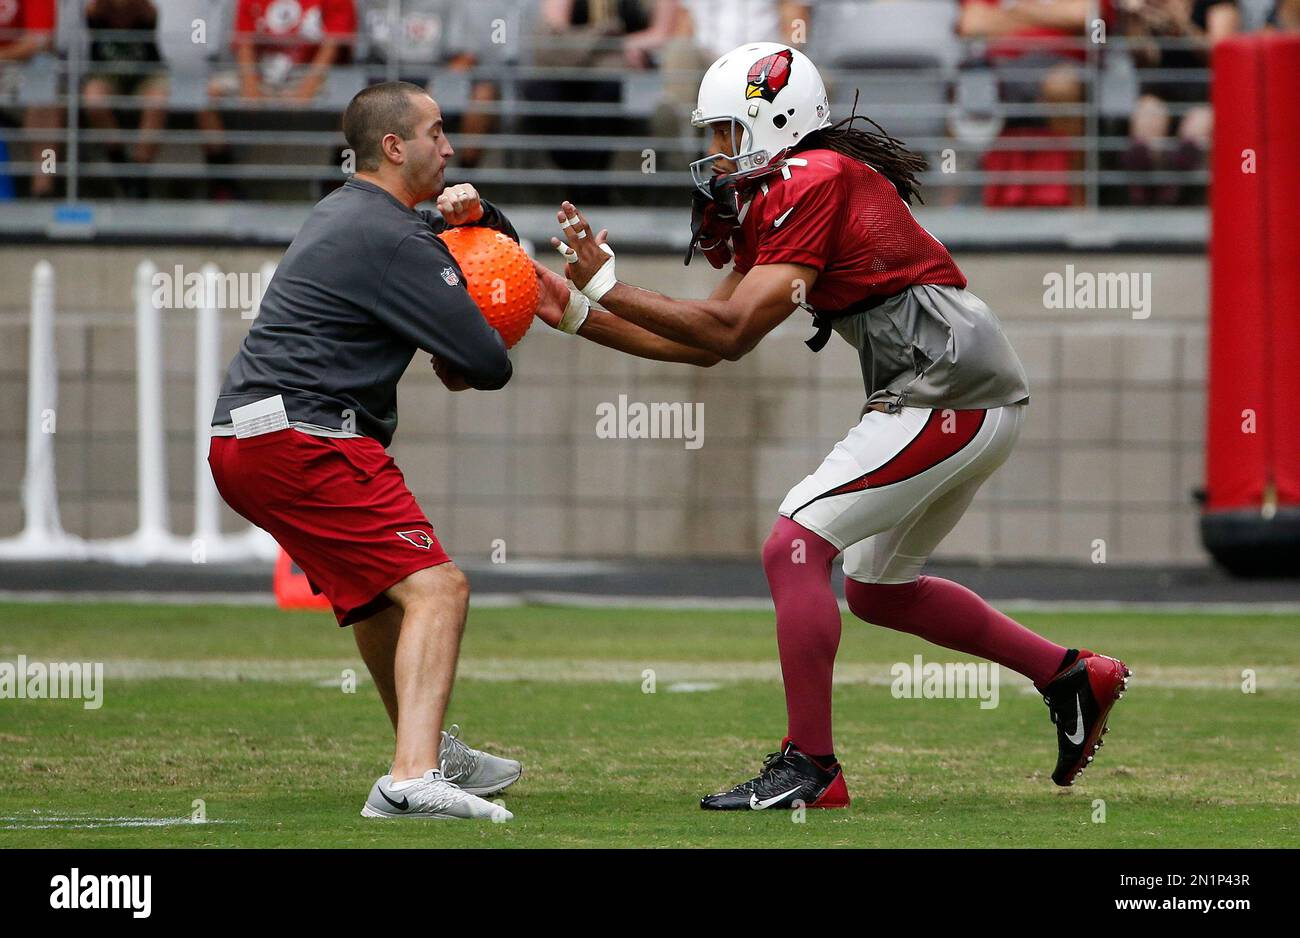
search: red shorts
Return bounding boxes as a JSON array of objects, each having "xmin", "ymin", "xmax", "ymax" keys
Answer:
[{"xmin": 208, "ymin": 429, "xmax": 451, "ymax": 626}]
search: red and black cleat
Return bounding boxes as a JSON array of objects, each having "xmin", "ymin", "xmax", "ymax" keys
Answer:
[
  {"xmin": 700, "ymin": 739, "xmax": 850, "ymax": 810},
  {"xmin": 1039, "ymin": 650, "xmax": 1131, "ymax": 786}
]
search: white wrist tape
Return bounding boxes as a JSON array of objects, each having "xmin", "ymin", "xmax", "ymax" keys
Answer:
[
  {"xmin": 558, "ymin": 289, "xmax": 590, "ymax": 335},
  {"xmin": 579, "ymin": 243, "xmax": 617, "ymax": 303},
  {"xmin": 554, "ymin": 240, "xmax": 617, "ymax": 303}
]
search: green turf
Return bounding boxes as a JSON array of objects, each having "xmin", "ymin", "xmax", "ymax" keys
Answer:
[{"xmin": 0, "ymin": 601, "xmax": 1296, "ymax": 847}]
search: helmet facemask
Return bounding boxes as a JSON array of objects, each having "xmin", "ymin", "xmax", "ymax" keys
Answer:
[{"xmin": 688, "ymin": 113, "xmax": 775, "ymax": 197}]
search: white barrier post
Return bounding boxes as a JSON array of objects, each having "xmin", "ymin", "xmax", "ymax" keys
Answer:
[
  {"xmin": 23, "ymin": 261, "xmax": 61, "ymax": 539},
  {"xmin": 88, "ymin": 260, "xmax": 191, "ymax": 563},
  {"xmin": 0, "ymin": 261, "xmax": 86, "ymax": 559},
  {"xmin": 134, "ymin": 259, "xmax": 170, "ymax": 548}
]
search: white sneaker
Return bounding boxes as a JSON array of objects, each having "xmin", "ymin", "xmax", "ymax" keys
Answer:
[
  {"xmin": 439, "ymin": 724, "xmax": 523, "ymax": 796},
  {"xmin": 361, "ymin": 769, "xmax": 512, "ymax": 821}
]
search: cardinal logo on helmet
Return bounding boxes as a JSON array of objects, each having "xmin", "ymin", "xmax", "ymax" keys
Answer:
[{"xmin": 745, "ymin": 48, "xmax": 794, "ymax": 102}]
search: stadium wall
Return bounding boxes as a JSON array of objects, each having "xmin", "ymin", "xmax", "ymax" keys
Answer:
[{"xmin": 0, "ymin": 247, "xmax": 1207, "ymax": 565}]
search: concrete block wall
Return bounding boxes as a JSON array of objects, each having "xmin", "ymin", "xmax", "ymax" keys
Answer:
[{"xmin": 0, "ymin": 247, "xmax": 1209, "ymax": 564}]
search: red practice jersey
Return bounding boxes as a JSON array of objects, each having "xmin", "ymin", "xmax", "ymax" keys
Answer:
[
  {"xmin": 730, "ymin": 148, "xmax": 966, "ymax": 310},
  {"xmin": 0, "ymin": 0, "xmax": 56, "ymax": 50},
  {"xmin": 235, "ymin": 0, "xmax": 356, "ymax": 67}
]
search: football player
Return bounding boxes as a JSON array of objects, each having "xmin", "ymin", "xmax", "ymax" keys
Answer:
[{"xmin": 534, "ymin": 44, "xmax": 1130, "ymax": 810}]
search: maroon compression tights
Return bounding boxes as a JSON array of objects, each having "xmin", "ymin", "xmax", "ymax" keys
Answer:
[{"xmin": 762, "ymin": 516, "xmax": 1067, "ymax": 754}]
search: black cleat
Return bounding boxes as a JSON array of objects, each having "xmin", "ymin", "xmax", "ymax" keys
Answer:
[
  {"xmin": 700, "ymin": 739, "xmax": 850, "ymax": 810},
  {"xmin": 1039, "ymin": 650, "xmax": 1131, "ymax": 786}
]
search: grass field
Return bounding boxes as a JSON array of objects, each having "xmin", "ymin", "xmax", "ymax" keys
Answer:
[{"xmin": 0, "ymin": 601, "xmax": 1297, "ymax": 848}]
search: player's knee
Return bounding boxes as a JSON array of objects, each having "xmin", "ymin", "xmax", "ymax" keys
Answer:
[
  {"xmin": 761, "ymin": 522, "xmax": 796, "ymax": 575},
  {"xmin": 762, "ymin": 516, "xmax": 836, "ymax": 576},
  {"xmin": 844, "ymin": 578, "xmax": 917, "ymax": 627}
]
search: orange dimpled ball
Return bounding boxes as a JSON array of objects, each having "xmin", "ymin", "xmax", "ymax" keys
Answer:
[{"xmin": 437, "ymin": 226, "xmax": 539, "ymax": 348}]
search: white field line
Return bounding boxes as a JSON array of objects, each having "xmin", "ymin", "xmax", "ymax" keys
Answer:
[
  {"xmin": 3, "ymin": 590, "xmax": 1300, "ymax": 615},
  {"xmin": 0, "ymin": 814, "xmax": 234, "ymax": 830},
  {"xmin": 87, "ymin": 657, "xmax": 1300, "ymax": 691}
]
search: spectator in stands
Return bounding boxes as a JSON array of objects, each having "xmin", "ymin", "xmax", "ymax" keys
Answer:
[
  {"xmin": 1120, "ymin": 0, "xmax": 1238, "ymax": 206},
  {"xmin": 356, "ymin": 0, "xmax": 498, "ymax": 168},
  {"xmin": 1265, "ymin": 0, "xmax": 1300, "ymax": 27},
  {"xmin": 82, "ymin": 0, "xmax": 168, "ymax": 198},
  {"xmin": 199, "ymin": 0, "xmax": 357, "ymax": 195},
  {"xmin": 959, "ymin": 0, "xmax": 1116, "ymax": 207},
  {"xmin": 0, "ymin": 0, "xmax": 59, "ymax": 197},
  {"xmin": 653, "ymin": 1, "xmax": 811, "ymax": 137},
  {"xmin": 526, "ymin": 0, "xmax": 679, "ymax": 202}
]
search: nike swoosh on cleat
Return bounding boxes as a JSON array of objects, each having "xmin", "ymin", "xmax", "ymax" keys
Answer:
[
  {"xmin": 749, "ymin": 786, "xmax": 803, "ymax": 810},
  {"xmin": 1064, "ymin": 694, "xmax": 1086, "ymax": 745},
  {"xmin": 379, "ymin": 789, "xmax": 409, "ymax": 811},
  {"xmin": 773, "ymin": 207, "xmax": 795, "ymax": 228}
]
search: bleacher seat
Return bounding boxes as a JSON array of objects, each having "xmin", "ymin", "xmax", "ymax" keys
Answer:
[
  {"xmin": 16, "ymin": 53, "xmax": 60, "ymax": 107},
  {"xmin": 157, "ymin": 0, "xmax": 235, "ymax": 108},
  {"xmin": 813, "ymin": 0, "xmax": 960, "ymax": 141}
]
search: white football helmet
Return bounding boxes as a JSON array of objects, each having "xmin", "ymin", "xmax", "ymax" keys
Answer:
[{"xmin": 690, "ymin": 42, "xmax": 832, "ymax": 194}]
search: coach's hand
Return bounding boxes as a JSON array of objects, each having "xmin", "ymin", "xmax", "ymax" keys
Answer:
[
  {"xmin": 551, "ymin": 201, "xmax": 616, "ymax": 303},
  {"xmin": 431, "ymin": 356, "xmax": 472, "ymax": 391},
  {"xmin": 533, "ymin": 259, "xmax": 590, "ymax": 335},
  {"xmin": 533, "ymin": 261, "xmax": 569, "ymax": 328},
  {"xmin": 437, "ymin": 183, "xmax": 484, "ymax": 226}
]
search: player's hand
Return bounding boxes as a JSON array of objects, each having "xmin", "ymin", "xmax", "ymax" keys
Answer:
[
  {"xmin": 437, "ymin": 183, "xmax": 485, "ymax": 226},
  {"xmin": 686, "ymin": 190, "xmax": 737, "ymax": 269},
  {"xmin": 551, "ymin": 201, "xmax": 615, "ymax": 301},
  {"xmin": 431, "ymin": 356, "xmax": 472, "ymax": 391}
]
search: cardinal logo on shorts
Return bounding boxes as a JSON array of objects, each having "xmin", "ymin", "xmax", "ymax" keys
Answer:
[
  {"xmin": 746, "ymin": 49, "xmax": 794, "ymax": 103},
  {"xmin": 441, "ymin": 266, "xmax": 460, "ymax": 287},
  {"xmin": 396, "ymin": 530, "xmax": 435, "ymax": 549}
]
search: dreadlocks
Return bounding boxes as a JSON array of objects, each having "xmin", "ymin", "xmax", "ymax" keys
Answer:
[{"xmin": 792, "ymin": 94, "xmax": 928, "ymax": 205}]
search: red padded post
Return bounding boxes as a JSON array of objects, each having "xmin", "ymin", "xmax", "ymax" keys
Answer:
[
  {"xmin": 1261, "ymin": 35, "xmax": 1300, "ymax": 506},
  {"xmin": 1206, "ymin": 35, "xmax": 1269, "ymax": 512},
  {"xmin": 1203, "ymin": 34, "xmax": 1300, "ymax": 573}
]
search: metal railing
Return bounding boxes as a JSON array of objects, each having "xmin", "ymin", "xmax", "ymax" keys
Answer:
[{"xmin": 0, "ymin": 6, "xmax": 1222, "ymax": 209}]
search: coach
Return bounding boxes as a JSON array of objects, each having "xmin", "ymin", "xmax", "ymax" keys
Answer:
[{"xmin": 208, "ymin": 81, "xmax": 531, "ymax": 820}]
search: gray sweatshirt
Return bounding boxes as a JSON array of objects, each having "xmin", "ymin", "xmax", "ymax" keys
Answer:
[{"xmin": 212, "ymin": 177, "xmax": 516, "ymax": 447}]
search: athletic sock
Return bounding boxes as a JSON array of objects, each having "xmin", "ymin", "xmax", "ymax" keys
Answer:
[
  {"xmin": 808, "ymin": 752, "xmax": 838, "ymax": 770},
  {"xmin": 763, "ymin": 516, "xmax": 843, "ymax": 756},
  {"xmin": 844, "ymin": 576, "xmax": 1069, "ymax": 687},
  {"xmin": 1055, "ymin": 648, "xmax": 1080, "ymax": 676}
]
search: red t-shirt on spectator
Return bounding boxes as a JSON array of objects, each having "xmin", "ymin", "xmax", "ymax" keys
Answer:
[
  {"xmin": 235, "ymin": 0, "xmax": 356, "ymax": 68},
  {"xmin": 962, "ymin": 0, "xmax": 1114, "ymax": 61},
  {"xmin": 0, "ymin": 0, "xmax": 57, "ymax": 54}
]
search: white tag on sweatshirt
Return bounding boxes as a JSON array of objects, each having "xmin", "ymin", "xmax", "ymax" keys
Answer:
[{"xmin": 230, "ymin": 394, "xmax": 290, "ymax": 439}]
